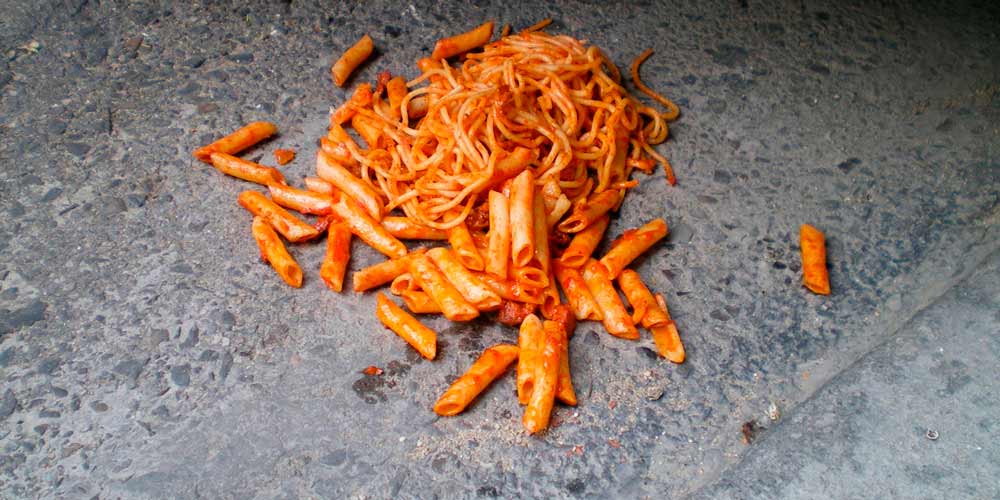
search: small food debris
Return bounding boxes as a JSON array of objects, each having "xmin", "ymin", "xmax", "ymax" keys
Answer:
[
  {"xmin": 802, "ymin": 371, "xmax": 810, "ymax": 381},
  {"xmin": 362, "ymin": 365, "xmax": 384, "ymax": 376},
  {"xmin": 741, "ymin": 420, "xmax": 759, "ymax": 445},
  {"xmin": 645, "ymin": 387, "xmax": 664, "ymax": 401},
  {"xmin": 608, "ymin": 438, "xmax": 621, "ymax": 448},
  {"xmin": 274, "ymin": 149, "xmax": 296, "ymax": 165},
  {"xmin": 767, "ymin": 402, "xmax": 780, "ymax": 421},
  {"xmin": 608, "ymin": 400, "xmax": 618, "ymax": 410},
  {"xmin": 925, "ymin": 429, "xmax": 939, "ymax": 441}
]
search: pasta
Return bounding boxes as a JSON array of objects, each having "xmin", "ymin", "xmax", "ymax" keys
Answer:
[
  {"xmin": 582, "ymin": 259, "xmax": 639, "ymax": 339},
  {"xmin": 332, "ymin": 34, "xmax": 374, "ymax": 87},
  {"xmin": 547, "ymin": 319, "xmax": 577, "ymax": 406},
  {"xmin": 320, "ymin": 222, "xmax": 351, "ymax": 292},
  {"xmin": 251, "ymin": 216, "xmax": 303, "ymax": 288},
  {"xmin": 375, "ymin": 292, "xmax": 437, "ymax": 359},
  {"xmin": 330, "ymin": 193, "xmax": 407, "ymax": 259},
  {"xmin": 268, "ymin": 183, "xmax": 334, "ymax": 215},
  {"xmin": 316, "ymin": 150, "xmax": 384, "ymax": 220},
  {"xmin": 559, "ymin": 215, "xmax": 610, "ymax": 269},
  {"xmin": 516, "ymin": 314, "xmax": 543, "ymax": 405},
  {"xmin": 382, "ymin": 216, "xmax": 449, "ymax": 240},
  {"xmin": 210, "ymin": 152, "xmax": 286, "ymax": 186},
  {"xmin": 426, "ymin": 247, "xmax": 502, "ymax": 310},
  {"xmin": 408, "ymin": 253, "xmax": 480, "ymax": 321},
  {"xmin": 523, "ymin": 317, "xmax": 562, "ymax": 433},
  {"xmin": 486, "ymin": 191, "xmax": 511, "ymax": 278},
  {"xmin": 238, "ymin": 191, "xmax": 320, "ymax": 243},
  {"xmin": 599, "ymin": 218, "xmax": 668, "ymax": 278},
  {"xmin": 193, "ymin": 121, "xmax": 276, "ymax": 163},
  {"xmin": 352, "ymin": 250, "xmax": 425, "ymax": 292},
  {"xmin": 800, "ymin": 224, "xmax": 831, "ymax": 295},
  {"xmin": 434, "ymin": 344, "xmax": 519, "ymax": 416}
]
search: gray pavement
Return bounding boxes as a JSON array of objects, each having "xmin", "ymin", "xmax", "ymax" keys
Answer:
[{"xmin": 1, "ymin": 1, "xmax": 998, "ymax": 499}]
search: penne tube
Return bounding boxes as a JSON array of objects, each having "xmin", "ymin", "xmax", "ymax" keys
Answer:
[
  {"xmin": 382, "ymin": 217, "xmax": 448, "ymax": 240},
  {"xmin": 516, "ymin": 314, "xmax": 543, "ymax": 405},
  {"xmin": 316, "ymin": 150, "xmax": 384, "ymax": 220},
  {"xmin": 401, "ymin": 290, "xmax": 442, "ymax": 314},
  {"xmin": 544, "ymin": 320, "xmax": 576, "ymax": 406},
  {"xmin": 539, "ymin": 279, "xmax": 561, "ymax": 320},
  {"xmin": 558, "ymin": 215, "xmax": 610, "ymax": 269},
  {"xmin": 651, "ymin": 322, "xmax": 685, "ymax": 364},
  {"xmin": 523, "ymin": 317, "xmax": 561, "ymax": 433},
  {"xmin": 557, "ymin": 190, "xmax": 621, "ymax": 233},
  {"xmin": 553, "ymin": 262, "xmax": 603, "ymax": 321},
  {"xmin": 193, "ymin": 121, "xmax": 277, "ymax": 163},
  {"xmin": 509, "ymin": 169, "xmax": 536, "ymax": 268},
  {"xmin": 251, "ymin": 216, "xmax": 303, "ymax": 288},
  {"xmin": 427, "ymin": 248, "xmax": 502, "ymax": 310},
  {"xmin": 331, "ymin": 34, "xmax": 374, "ymax": 87},
  {"xmin": 268, "ymin": 183, "xmax": 334, "ymax": 215},
  {"xmin": 800, "ymin": 224, "xmax": 831, "ymax": 295},
  {"xmin": 486, "ymin": 191, "xmax": 511, "ymax": 279},
  {"xmin": 512, "ymin": 265, "xmax": 548, "ymax": 289},
  {"xmin": 408, "ymin": 253, "xmax": 480, "ymax": 321},
  {"xmin": 599, "ymin": 218, "xmax": 668, "ymax": 278},
  {"xmin": 330, "ymin": 83, "xmax": 373, "ymax": 126},
  {"xmin": 617, "ymin": 269, "xmax": 668, "ymax": 328},
  {"xmin": 375, "ymin": 293, "xmax": 437, "ymax": 360},
  {"xmin": 330, "ymin": 193, "xmax": 407, "ymax": 259},
  {"xmin": 210, "ymin": 153, "xmax": 286, "ymax": 186},
  {"xmin": 582, "ymin": 259, "xmax": 639, "ymax": 339},
  {"xmin": 351, "ymin": 113, "xmax": 383, "ymax": 149},
  {"xmin": 447, "ymin": 221, "xmax": 486, "ymax": 271},
  {"xmin": 319, "ymin": 136, "xmax": 358, "ymax": 169},
  {"xmin": 390, "ymin": 273, "xmax": 418, "ymax": 295},
  {"xmin": 476, "ymin": 273, "xmax": 544, "ymax": 305},
  {"xmin": 238, "ymin": 191, "xmax": 320, "ymax": 243},
  {"xmin": 386, "ymin": 76, "xmax": 408, "ymax": 118},
  {"xmin": 532, "ymin": 190, "xmax": 551, "ymax": 275},
  {"xmin": 352, "ymin": 250, "xmax": 425, "ymax": 292},
  {"xmin": 304, "ymin": 177, "xmax": 335, "ymax": 195},
  {"xmin": 481, "ymin": 147, "xmax": 535, "ymax": 194},
  {"xmin": 433, "ymin": 344, "xmax": 519, "ymax": 416},
  {"xmin": 320, "ymin": 222, "xmax": 351, "ymax": 292},
  {"xmin": 431, "ymin": 21, "xmax": 494, "ymax": 60}
]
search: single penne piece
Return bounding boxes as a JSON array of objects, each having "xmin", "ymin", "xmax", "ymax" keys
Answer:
[
  {"xmin": 447, "ymin": 220, "xmax": 486, "ymax": 271},
  {"xmin": 386, "ymin": 76, "xmax": 408, "ymax": 118},
  {"xmin": 557, "ymin": 190, "xmax": 620, "ymax": 233},
  {"xmin": 509, "ymin": 170, "xmax": 536, "ymax": 268},
  {"xmin": 475, "ymin": 273, "xmax": 544, "ymax": 305},
  {"xmin": 193, "ymin": 121, "xmax": 277, "ymax": 163},
  {"xmin": 486, "ymin": 190, "xmax": 511, "ymax": 279},
  {"xmin": 516, "ymin": 314, "xmax": 543, "ymax": 405},
  {"xmin": 330, "ymin": 83, "xmax": 373, "ymax": 126},
  {"xmin": 382, "ymin": 217, "xmax": 449, "ymax": 240},
  {"xmin": 319, "ymin": 136, "xmax": 357, "ymax": 169},
  {"xmin": 599, "ymin": 218, "xmax": 668, "ymax": 278},
  {"xmin": 433, "ymin": 344, "xmax": 519, "ymax": 416},
  {"xmin": 426, "ymin": 247, "xmax": 502, "ymax": 310},
  {"xmin": 330, "ymin": 193, "xmax": 407, "ymax": 259},
  {"xmin": 251, "ymin": 216, "xmax": 303, "ymax": 288},
  {"xmin": 401, "ymin": 290, "xmax": 442, "ymax": 314},
  {"xmin": 320, "ymin": 222, "xmax": 351, "ymax": 292},
  {"xmin": 375, "ymin": 293, "xmax": 436, "ymax": 360},
  {"xmin": 539, "ymin": 279, "xmax": 562, "ymax": 320},
  {"xmin": 408, "ymin": 253, "xmax": 480, "ymax": 321},
  {"xmin": 512, "ymin": 265, "xmax": 548, "ymax": 289},
  {"xmin": 268, "ymin": 183, "xmax": 334, "ymax": 215},
  {"xmin": 581, "ymin": 259, "xmax": 639, "ymax": 339},
  {"xmin": 651, "ymin": 322, "xmax": 684, "ymax": 363},
  {"xmin": 351, "ymin": 113, "xmax": 383, "ymax": 149},
  {"xmin": 553, "ymin": 262, "xmax": 603, "ymax": 321},
  {"xmin": 304, "ymin": 176, "xmax": 335, "ymax": 195},
  {"xmin": 523, "ymin": 318, "xmax": 561, "ymax": 434},
  {"xmin": 532, "ymin": 190, "xmax": 551, "ymax": 275},
  {"xmin": 238, "ymin": 191, "xmax": 319, "ymax": 243},
  {"xmin": 316, "ymin": 150, "xmax": 384, "ymax": 220},
  {"xmin": 331, "ymin": 34, "xmax": 373, "ymax": 87},
  {"xmin": 210, "ymin": 153, "xmax": 286, "ymax": 186},
  {"xmin": 481, "ymin": 147, "xmax": 535, "ymax": 194},
  {"xmin": 617, "ymin": 269, "xmax": 670, "ymax": 328},
  {"xmin": 431, "ymin": 21, "xmax": 494, "ymax": 60},
  {"xmin": 544, "ymin": 320, "xmax": 576, "ymax": 406},
  {"xmin": 800, "ymin": 224, "xmax": 831, "ymax": 295},
  {"xmin": 558, "ymin": 215, "xmax": 610, "ymax": 268},
  {"xmin": 390, "ymin": 273, "xmax": 418, "ymax": 295},
  {"xmin": 352, "ymin": 250, "xmax": 424, "ymax": 292}
]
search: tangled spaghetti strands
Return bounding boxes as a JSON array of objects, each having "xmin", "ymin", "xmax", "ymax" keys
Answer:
[{"xmin": 339, "ymin": 29, "xmax": 679, "ymax": 229}]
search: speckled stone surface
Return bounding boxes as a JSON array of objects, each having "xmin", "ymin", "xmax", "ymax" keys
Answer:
[{"xmin": 0, "ymin": 1, "xmax": 997, "ymax": 498}]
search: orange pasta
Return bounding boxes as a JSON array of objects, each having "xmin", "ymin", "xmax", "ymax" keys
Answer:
[
  {"xmin": 332, "ymin": 34, "xmax": 374, "ymax": 87},
  {"xmin": 382, "ymin": 217, "xmax": 448, "ymax": 240},
  {"xmin": 319, "ymin": 136, "xmax": 357, "ymax": 170},
  {"xmin": 408, "ymin": 253, "xmax": 480, "ymax": 321},
  {"xmin": 582, "ymin": 259, "xmax": 638, "ymax": 339},
  {"xmin": 238, "ymin": 191, "xmax": 320, "ymax": 243},
  {"xmin": 193, "ymin": 121, "xmax": 277, "ymax": 163},
  {"xmin": 251, "ymin": 216, "xmax": 302, "ymax": 288},
  {"xmin": 476, "ymin": 273, "xmax": 544, "ymax": 305},
  {"xmin": 557, "ymin": 190, "xmax": 621, "ymax": 233},
  {"xmin": 545, "ymin": 320, "xmax": 576, "ymax": 406},
  {"xmin": 401, "ymin": 290, "xmax": 442, "ymax": 314},
  {"xmin": 486, "ymin": 191, "xmax": 511, "ymax": 279},
  {"xmin": 352, "ymin": 250, "xmax": 425, "ymax": 292},
  {"xmin": 559, "ymin": 215, "xmax": 610, "ymax": 269},
  {"xmin": 448, "ymin": 221, "xmax": 486, "ymax": 271},
  {"xmin": 800, "ymin": 224, "xmax": 831, "ymax": 295},
  {"xmin": 316, "ymin": 150, "xmax": 384, "ymax": 220},
  {"xmin": 375, "ymin": 293, "xmax": 437, "ymax": 360},
  {"xmin": 431, "ymin": 21, "xmax": 494, "ymax": 60},
  {"xmin": 532, "ymin": 189, "xmax": 551, "ymax": 275},
  {"xmin": 617, "ymin": 270, "xmax": 684, "ymax": 362},
  {"xmin": 599, "ymin": 218, "xmax": 668, "ymax": 278},
  {"xmin": 523, "ymin": 318, "xmax": 561, "ymax": 433},
  {"xmin": 434, "ymin": 344, "xmax": 519, "ymax": 416},
  {"xmin": 210, "ymin": 153, "xmax": 286, "ymax": 186},
  {"xmin": 273, "ymin": 149, "xmax": 295, "ymax": 165},
  {"xmin": 553, "ymin": 262, "xmax": 603, "ymax": 321},
  {"xmin": 320, "ymin": 222, "xmax": 351, "ymax": 292},
  {"xmin": 385, "ymin": 76, "xmax": 408, "ymax": 118},
  {"xmin": 509, "ymin": 170, "xmax": 536, "ymax": 268},
  {"xmin": 267, "ymin": 183, "xmax": 334, "ymax": 215},
  {"xmin": 304, "ymin": 176, "xmax": 335, "ymax": 195},
  {"xmin": 426, "ymin": 248, "xmax": 502, "ymax": 310},
  {"xmin": 330, "ymin": 193, "xmax": 407, "ymax": 259},
  {"xmin": 330, "ymin": 83, "xmax": 373, "ymax": 125},
  {"xmin": 516, "ymin": 314, "xmax": 543, "ymax": 405}
]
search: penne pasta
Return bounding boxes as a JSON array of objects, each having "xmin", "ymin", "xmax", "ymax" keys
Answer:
[
  {"xmin": 447, "ymin": 220, "xmax": 486, "ymax": 271},
  {"xmin": 320, "ymin": 222, "xmax": 351, "ymax": 292},
  {"xmin": 523, "ymin": 318, "xmax": 562, "ymax": 433},
  {"xmin": 516, "ymin": 314, "xmax": 543, "ymax": 405},
  {"xmin": 386, "ymin": 76, "xmax": 408, "ymax": 118},
  {"xmin": 330, "ymin": 192, "xmax": 407, "ymax": 259},
  {"xmin": 268, "ymin": 183, "xmax": 334, "ymax": 215},
  {"xmin": 316, "ymin": 150, "xmax": 384, "ymax": 220},
  {"xmin": 558, "ymin": 215, "xmax": 610, "ymax": 268},
  {"xmin": 401, "ymin": 290, "xmax": 442, "ymax": 314},
  {"xmin": 238, "ymin": 191, "xmax": 320, "ymax": 243},
  {"xmin": 617, "ymin": 269, "xmax": 667, "ymax": 328},
  {"xmin": 599, "ymin": 218, "xmax": 668, "ymax": 278},
  {"xmin": 210, "ymin": 152, "xmax": 286, "ymax": 186},
  {"xmin": 319, "ymin": 136, "xmax": 357, "ymax": 170},
  {"xmin": 304, "ymin": 176, "xmax": 336, "ymax": 195},
  {"xmin": 330, "ymin": 83, "xmax": 373, "ymax": 125},
  {"xmin": 553, "ymin": 262, "xmax": 603, "ymax": 321},
  {"xmin": 375, "ymin": 293, "xmax": 437, "ymax": 360},
  {"xmin": 433, "ymin": 344, "xmax": 519, "ymax": 416},
  {"xmin": 352, "ymin": 250, "xmax": 425, "ymax": 292},
  {"xmin": 431, "ymin": 21, "xmax": 494, "ymax": 60},
  {"xmin": 427, "ymin": 248, "xmax": 502, "ymax": 310},
  {"xmin": 193, "ymin": 121, "xmax": 277, "ymax": 163},
  {"xmin": 512, "ymin": 265, "xmax": 548, "ymax": 289},
  {"xmin": 351, "ymin": 112, "xmax": 384, "ymax": 149},
  {"xmin": 539, "ymin": 279, "xmax": 561, "ymax": 320},
  {"xmin": 532, "ymin": 190, "xmax": 551, "ymax": 275},
  {"xmin": 557, "ymin": 190, "xmax": 621, "ymax": 233},
  {"xmin": 800, "ymin": 224, "xmax": 831, "ymax": 295},
  {"xmin": 509, "ymin": 170, "xmax": 536, "ymax": 268},
  {"xmin": 382, "ymin": 217, "xmax": 449, "ymax": 240},
  {"xmin": 582, "ymin": 259, "xmax": 639, "ymax": 339},
  {"xmin": 486, "ymin": 190, "xmax": 511, "ymax": 279},
  {"xmin": 476, "ymin": 273, "xmax": 544, "ymax": 305},
  {"xmin": 332, "ymin": 34, "xmax": 374, "ymax": 87},
  {"xmin": 544, "ymin": 320, "xmax": 576, "ymax": 406},
  {"xmin": 251, "ymin": 216, "xmax": 303, "ymax": 288},
  {"xmin": 408, "ymin": 253, "xmax": 480, "ymax": 321},
  {"xmin": 389, "ymin": 272, "xmax": 418, "ymax": 295}
]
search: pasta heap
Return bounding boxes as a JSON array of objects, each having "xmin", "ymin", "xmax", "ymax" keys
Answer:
[{"xmin": 192, "ymin": 20, "xmax": 684, "ymax": 435}]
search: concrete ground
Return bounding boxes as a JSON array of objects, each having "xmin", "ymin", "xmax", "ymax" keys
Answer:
[{"xmin": 1, "ymin": 0, "xmax": 997, "ymax": 498}]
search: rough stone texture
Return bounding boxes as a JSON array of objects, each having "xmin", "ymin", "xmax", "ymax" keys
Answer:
[{"xmin": 0, "ymin": 0, "xmax": 997, "ymax": 498}]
